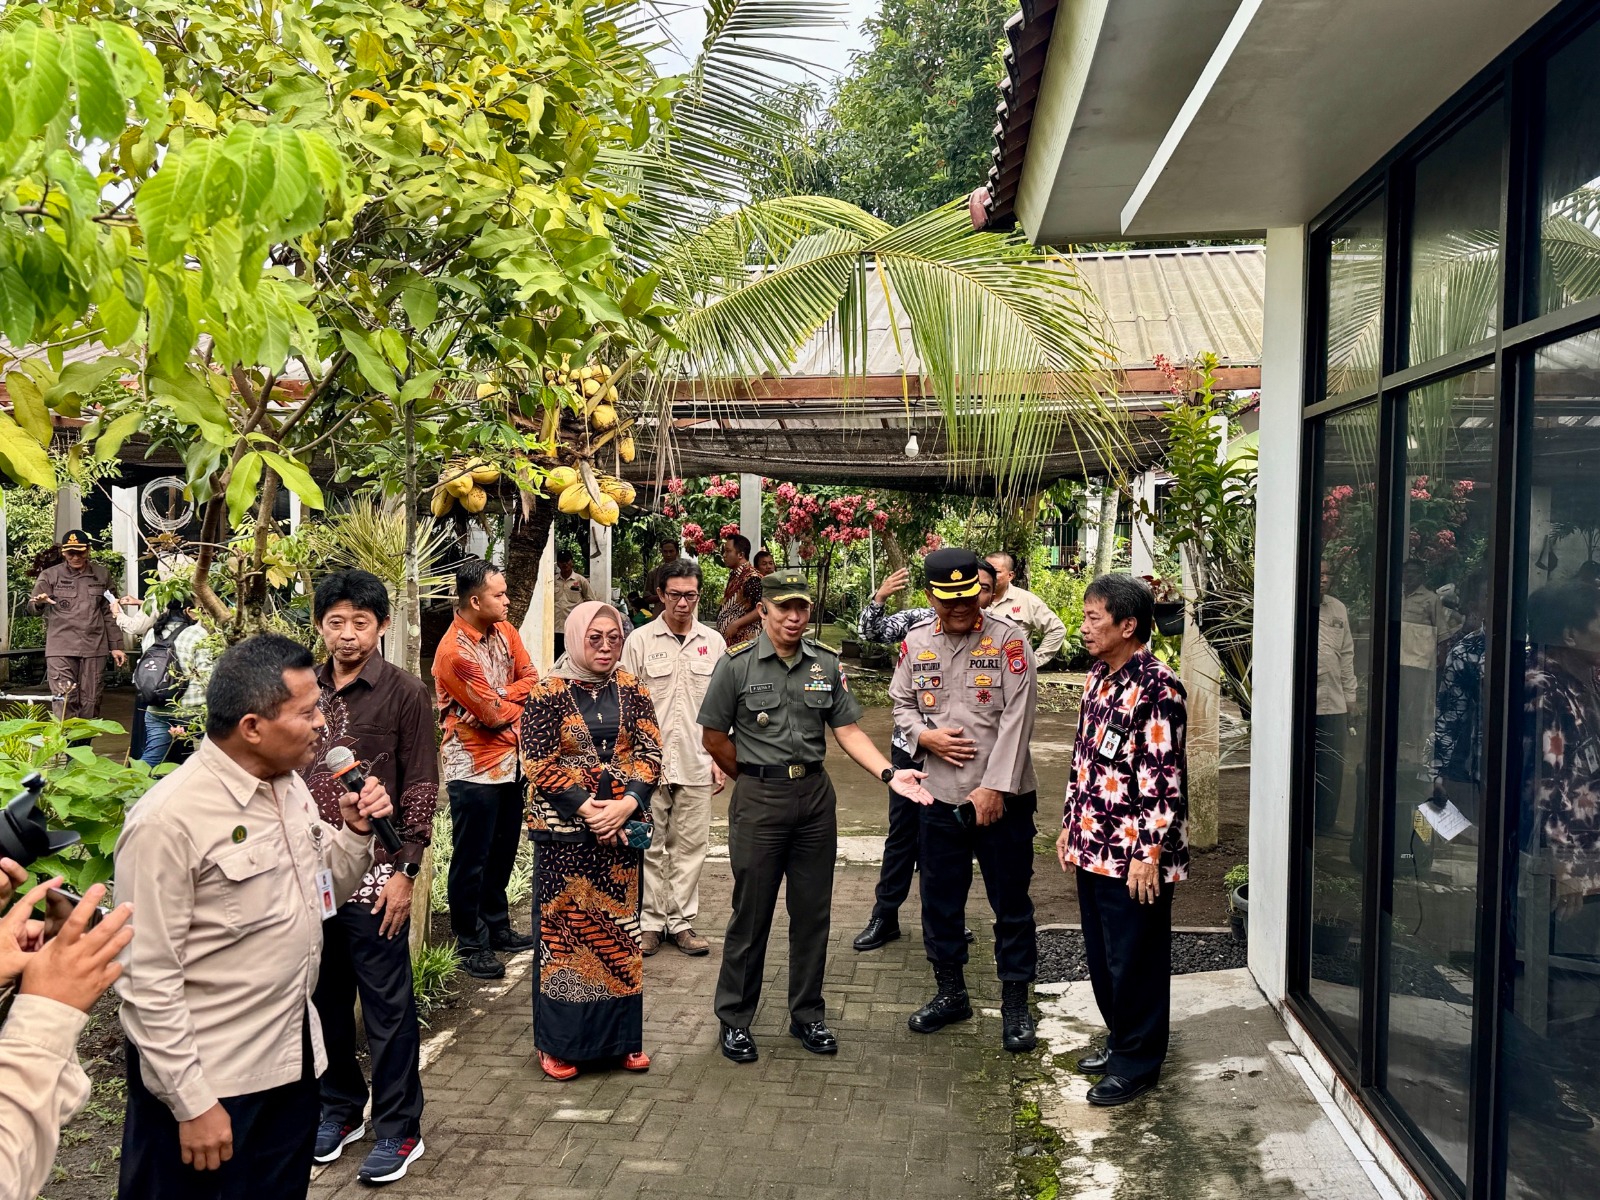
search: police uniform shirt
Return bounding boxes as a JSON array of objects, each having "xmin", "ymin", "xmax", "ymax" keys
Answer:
[
  {"xmin": 697, "ymin": 630, "xmax": 863, "ymax": 766},
  {"xmin": 30, "ymin": 560, "xmax": 120, "ymax": 656},
  {"xmin": 889, "ymin": 612, "xmax": 1038, "ymax": 803}
]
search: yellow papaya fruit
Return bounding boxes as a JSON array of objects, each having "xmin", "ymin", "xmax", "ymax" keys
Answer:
[
  {"xmin": 600, "ymin": 477, "xmax": 636, "ymax": 507},
  {"xmin": 605, "ymin": 385, "xmax": 618, "ymax": 403},
  {"xmin": 557, "ymin": 483, "xmax": 591, "ymax": 515},
  {"xmin": 583, "ymin": 378, "xmax": 601, "ymax": 398},
  {"xmin": 461, "ymin": 486, "xmax": 488, "ymax": 514},
  {"xmin": 446, "ymin": 473, "xmax": 475, "ymax": 499},
  {"xmin": 470, "ymin": 462, "xmax": 501, "ymax": 485},
  {"xmin": 430, "ymin": 489, "xmax": 453, "ymax": 517}
]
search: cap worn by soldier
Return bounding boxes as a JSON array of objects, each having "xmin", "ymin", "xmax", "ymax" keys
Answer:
[
  {"xmin": 61, "ymin": 529, "xmax": 94, "ymax": 551},
  {"xmin": 761, "ymin": 569, "xmax": 812, "ymax": 605},
  {"xmin": 923, "ymin": 548, "xmax": 983, "ymax": 601}
]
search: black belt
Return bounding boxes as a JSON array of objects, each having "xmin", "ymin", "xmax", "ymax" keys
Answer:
[{"xmin": 738, "ymin": 762, "xmax": 825, "ymax": 780}]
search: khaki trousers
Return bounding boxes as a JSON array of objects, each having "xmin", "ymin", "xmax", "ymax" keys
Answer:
[
  {"xmin": 45, "ymin": 655, "xmax": 105, "ymax": 719},
  {"xmin": 641, "ymin": 781, "xmax": 713, "ymax": 934}
]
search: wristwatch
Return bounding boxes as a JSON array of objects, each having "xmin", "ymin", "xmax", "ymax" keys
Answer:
[
  {"xmin": 880, "ymin": 767, "xmax": 895, "ymax": 783},
  {"xmin": 396, "ymin": 860, "xmax": 421, "ymax": 879}
]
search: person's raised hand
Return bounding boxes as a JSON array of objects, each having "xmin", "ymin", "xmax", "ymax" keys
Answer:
[
  {"xmin": 0, "ymin": 876, "xmax": 61, "ymax": 984},
  {"xmin": 19, "ymin": 884, "xmax": 133, "ymax": 1012},
  {"xmin": 918, "ymin": 725, "xmax": 977, "ymax": 767},
  {"xmin": 339, "ymin": 777, "xmax": 393, "ymax": 834},
  {"xmin": 874, "ymin": 567, "xmax": 911, "ymax": 605},
  {"xmin": 888, "ymin": 769, "xmax": 936, "ymax": 806}
]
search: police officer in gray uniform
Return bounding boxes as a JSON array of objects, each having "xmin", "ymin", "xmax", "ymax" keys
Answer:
[
  {"xmin": 890, "ymin": 548, "xmax": 1040, "ymax": 1053},
  {"xmin": 699, "ymin": 569, "xmax": 931, "ymax": 1064}
]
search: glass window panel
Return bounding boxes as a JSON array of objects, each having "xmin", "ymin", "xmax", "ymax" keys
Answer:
[
  {"xmin": 1307, "ymin": 405, "xmax": 1380, "ymax": 1047},
  {"xmin": 1504, "ymin": 329, "xmax": 1600, "ymax": 1196},
  {"xmin": 1536, "ymin": 17, "xmax": 1600, "ymax": 315},
  {"xmin": 1382, "ymin": 367, "xmax": 1496, "ymax": 1185},
  {"xmin": 1326, "ymin": 196, "xmax": 1386, "ymax": 398},
  {"xmin": 1408, "ymin": 102, "xmax": 1504, "ymax": 367}
]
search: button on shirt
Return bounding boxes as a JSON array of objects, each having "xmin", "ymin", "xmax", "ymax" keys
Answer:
[
  {"xmin": 697, "ymin": 632, "xmax": 863, "ymax": 766},
  {"xmin": 113, "ymin": 737, "xmax": 375, "ymax": 1121},
  {"xmin": 620, "ymin": 616, "xmax": 726, "ymax": 786},
  {"xmin": 891, "ymin": 613, "xmax": 1037, "ymax": 803}
]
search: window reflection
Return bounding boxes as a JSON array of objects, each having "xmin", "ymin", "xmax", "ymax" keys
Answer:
[
  {"xmin": 1505, "ymin": 330, "xmax": 1600, "ymax": 1198},
  {"xmin": 1537, "ymin": 18, "xmax": 1600, "ymax": 315},
  {"xmin": 1326, "ymin": 197, "xmax": 1385, "ymax": 397}
]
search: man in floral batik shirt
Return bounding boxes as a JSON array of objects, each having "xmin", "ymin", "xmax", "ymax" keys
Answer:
[{"xmin": 1056, "ymin": 574, "xmax": 1188, "ymax": 1108}]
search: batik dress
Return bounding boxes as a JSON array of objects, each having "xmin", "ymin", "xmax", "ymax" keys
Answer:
[{"xmin": 521, "ymin": 671, "xmax": 662, "ymax": 1061}]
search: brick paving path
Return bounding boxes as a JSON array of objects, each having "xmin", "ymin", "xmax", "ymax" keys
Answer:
[{"xmin": 310, "ymin": 862, "xmax": 1016, "ymax": 1200}]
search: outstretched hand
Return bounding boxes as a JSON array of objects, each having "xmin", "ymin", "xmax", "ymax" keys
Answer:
[{"xmin": 888, "ymin": 768, "xmax": 936, "ymax": 806}]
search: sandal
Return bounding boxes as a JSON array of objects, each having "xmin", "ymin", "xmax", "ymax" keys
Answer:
[
  {"xmin": 539, "ymin": 1051, "xmax": 578, "ymax": 1081},
  {"xmin": 622, "ymin": 1051, "xmax": 651, "ymax": 1072}
]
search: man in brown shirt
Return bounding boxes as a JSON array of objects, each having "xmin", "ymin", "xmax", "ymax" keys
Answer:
[
  {"xmin": 305, "ymin": 570, "xmax": 437, "ymax": 1184},
  {"xmin": 29, "ymin": 528, "xmax": 125, "ymax": 718},
  {"xmin": 114, "ymin": 634, "xmax": 393, "ymax": 1199}
]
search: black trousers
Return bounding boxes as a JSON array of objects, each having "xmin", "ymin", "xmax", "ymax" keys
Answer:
[
  {"xmin": 130, "ymin": 695, "xmax": 148, "ymax": 760},
  {"xmin": 714, "ymin": 772, "xmax": 836, "ymax": 1027},
  {"xmin": 869, "ymin": 743, "xmax": 921, "ymax": 922},
  {"xmin": 918, "ymin": 792, "xmax": 1037, "ymax": 980},
  {"xmin": 447, "ymin": 779, "xmax": 524, "ymax": 951},
  {"xmin": 119, "ymin": 1024, "xmax": 317, "ymax": 1200},
  {"xmin": 1313, "ymin": 715, "xmax": 1348, "ymax": 834},
  {"xmin": 1077, "ymin": 867, "xmax": 1174, "ymax": 1082},
  {"xmin": 312, "ymin": 898, "xmax": 424, "ymax": 1139}
]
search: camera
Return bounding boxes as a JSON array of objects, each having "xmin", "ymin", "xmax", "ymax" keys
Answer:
[{"xmin": 0, "ymin": 773, "xmax": 81, "ymax": 868}]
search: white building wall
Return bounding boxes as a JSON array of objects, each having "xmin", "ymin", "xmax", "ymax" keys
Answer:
[{"xmin": 1248, "ymin": 225, "xmax": 1309, "ymax": 1004}]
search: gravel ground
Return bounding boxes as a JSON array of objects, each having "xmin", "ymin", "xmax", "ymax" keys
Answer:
[{"xmin": 1037, "ymin": 928, "xmax": 1249, "ymax": 984}]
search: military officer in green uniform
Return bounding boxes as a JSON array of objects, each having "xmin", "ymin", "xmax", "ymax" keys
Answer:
[{"xmin": 699, "ymin": 569, "xmax": 931, "ymax": 1064}]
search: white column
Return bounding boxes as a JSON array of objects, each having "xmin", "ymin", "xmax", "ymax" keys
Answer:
[
  {"xmin": 287, "ymin": 492, "xmax": 302, "ymax": 533},
  {"xmin": 589, "ymin": 520, "xmax": 613, "ymax": 604},
  {"xmin": 111, "ymin": 486, "xmax": 138, "ymax": 596},
  {"xmin": 1082, "ymin": 482, "xmax": 1102, "ymax": 564},
  {"xmin": 740, "ymin": 474, "xmax": 762, "ymax": 548},
  {"xmin": 518, "ymin": 525, "xmax": 558, "ymax": 674},
  {"xmin": 1248, "ymin": 225, "xmax": 1309, "ymax": 1006},
  {"xmin": 53, "ymin": 484, "xmax": 81, "ymax": 539},
  {"xmin": 1129, "ymin": 472, "xmax": 1156, "ymax": 577}
]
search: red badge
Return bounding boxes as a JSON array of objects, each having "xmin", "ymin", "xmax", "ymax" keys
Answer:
[
  {"xmin": 920, "ymin": 690, "xmax": 937, "ymax": 709},
  {"xmin": 839, "ymin": 668, "xmax": 849, "ymax": 692},
  {"xmin": 976, "ymin": 688, "xmax": 993, "ymax": 704},
  {"xmin": 1003, "ymin": 637, "xmax": 1027, "ymax": 674}
]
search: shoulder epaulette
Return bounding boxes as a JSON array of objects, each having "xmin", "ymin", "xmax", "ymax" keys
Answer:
[
  {"xmin": 805, "ymin": 638, "xmax": 841, "ymax": 656},
  {"xmin": 727, "ymin": 639, "xmax": 757, "ymax": 657}
]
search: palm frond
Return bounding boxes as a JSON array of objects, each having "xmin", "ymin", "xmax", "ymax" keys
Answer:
[{"xmin": 312, "ymin": 498, "xmax": 461, "ymax": 602}]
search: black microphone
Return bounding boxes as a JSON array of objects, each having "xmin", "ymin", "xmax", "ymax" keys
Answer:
[{"xmin": 323, "ymin": 746, "xmax": 404, "ymax": 854}]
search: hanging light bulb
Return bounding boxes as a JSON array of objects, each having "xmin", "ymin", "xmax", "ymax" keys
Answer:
[{"xmin": 904, "ymin": 433, "xmax": 920, "ymax": 459}]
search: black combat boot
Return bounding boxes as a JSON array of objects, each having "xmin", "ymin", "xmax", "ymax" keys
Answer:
[
  {"xmin": 908, "ymin": 963, "xmax": 973, "ymax": 1033},
  {"xmin": 1001, "ymin": 980, "xmax": 1038, "ymax": 1053}
]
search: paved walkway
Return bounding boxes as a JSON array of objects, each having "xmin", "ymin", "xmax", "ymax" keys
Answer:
[{"xmin": 310, "ymin": 863, "xmax": 1014, "ymax": 1200}]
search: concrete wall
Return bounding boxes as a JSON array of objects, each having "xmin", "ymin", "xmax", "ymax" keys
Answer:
[{"xmin": 1248, "ymin": 225, "xmax": 1308, "ymax": 1004}]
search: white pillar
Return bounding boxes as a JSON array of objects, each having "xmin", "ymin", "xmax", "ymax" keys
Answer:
[
  {"xmin": 53, "ymin": 484, "xmax": 81, "ymax": 539},
  {"xmin": 740, "ymin": 474, "xmax": 762, "ymax": 549},
  {"xmin": 518, "ymin": 525, "xmax": 558, "ymax": 673},
  {"xmin": 1082, "ymin": 482, "xmax": 1102, "ymax": 565},
  {"xmin": 287, "ymin": 492, "xmax": 302, "ymax": 533},
  {"xmin": 1248, "ymin": 225, "xmax": 1309, "ymax": 1006},
  {"xmin": 1129, "ymin": 472, "xmax": 1156, "ymax": 578},
  {"xmin": 111, "ymin": 486, "xmax": 138, "ymax": 597},
  {"xmin": 589, "ymin": 520, "xmax": 613, "ymax": 604}
]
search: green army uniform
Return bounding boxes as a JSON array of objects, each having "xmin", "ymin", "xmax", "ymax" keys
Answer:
[{"xmin": 697, "ymin": 580, "xmax": 863, "ymax": 1032}]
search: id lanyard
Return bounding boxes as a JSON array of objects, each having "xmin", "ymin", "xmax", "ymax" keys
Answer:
[{"xmin": 1094, "ymin": 679, "xmax": 1142, "ymax": 763}]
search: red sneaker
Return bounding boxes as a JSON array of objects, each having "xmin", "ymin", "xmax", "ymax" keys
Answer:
[{"xmin": 539, "ymin": 1051, "xmax": 578, "ymax": 1081}]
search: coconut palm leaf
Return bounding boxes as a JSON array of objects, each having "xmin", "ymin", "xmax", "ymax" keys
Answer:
[{"xmin": 313, "ymin": 498, "xmax": 460, "ymax": 602}]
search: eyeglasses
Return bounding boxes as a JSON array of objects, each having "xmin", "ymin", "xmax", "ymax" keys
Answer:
[
  {"xmin": 664, "ymin": 591, "xmax": 700, "ymax": 605},
  {"xmin": 585, "ymin": 632, "xmax": 623, "ymax": 648}
]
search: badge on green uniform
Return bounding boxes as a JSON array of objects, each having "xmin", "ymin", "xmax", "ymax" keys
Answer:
[{"xmin": 232, "ymin": 825, "xmax": 247, "ymax": 843}]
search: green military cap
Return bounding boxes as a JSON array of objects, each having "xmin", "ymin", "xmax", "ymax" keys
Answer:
[{"xmin": 762, "ymin": 568, "xmax": 811, "ymax": 604}]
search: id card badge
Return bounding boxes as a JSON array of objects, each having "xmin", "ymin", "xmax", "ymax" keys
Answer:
[
  {"xmin": 315, "ymin": 868, "xmax": 337, "ymax": 920},
  {"xmin": 1096, "ymin": 723, "xmax": 1130, "ymax": 763}
]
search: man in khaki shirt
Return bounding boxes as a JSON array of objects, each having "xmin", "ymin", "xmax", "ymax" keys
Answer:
[
  {"xmin": 621, "ymin": 558, "xmax": 726, "ymax": 956},
  {"xmin": 984, "ymin": 551, "xmax": 1068, "ymax": 667},
  {"xmin": 115, "ymin": 634, "xmax": 392, "ymax": 1199}
]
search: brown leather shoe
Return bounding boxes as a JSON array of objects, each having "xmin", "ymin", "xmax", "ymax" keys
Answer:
[
  {"xmin": 671, "ymin": 928, "xmax": 710, "ymax": 956},
  {"xmin": 640, "ymin": 930, "xmax": 663, "ymax": 956}
]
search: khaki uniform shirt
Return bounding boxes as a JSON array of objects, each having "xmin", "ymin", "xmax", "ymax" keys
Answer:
[
  {"xmin": 1317, "ymin": 595, "xmax": 1358, "ymax": 716},
  {"xmin": 890, "ymin": 613, "xmax": 1037, "ymax": 803},
  {"xmin": 1399, "ymin": 585, "xmax": 1454, "ymax": 669},
  {"xmin": 29, "ymin": 561, "xmax": 119, "ymax": 657},
  {"xmin": 621, "ymin": 616, "xmax": 726, "ymax": 786},
  {"xmin": 697, "ymin": 631, "xmax": 863, "ymax": 767},
  {"xmin": 985, "ymin": 584, "xmax": 1068, "ymax": 667},
  {"xmin": 554, "ymin": 570, "xmax": 594, "ymax": 624},
  {"xmin": 0, "ymin": 994, "xmax": 90, "ymax": 1200},
  {"xmin": 113, "ymin": 737, "xmax": 374, "ymax": 1121}
]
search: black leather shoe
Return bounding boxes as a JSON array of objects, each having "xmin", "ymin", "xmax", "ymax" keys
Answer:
[
  {"xmin": 852, "ymin": 917, "xmax": 901, "ymax": 951},
  {"xmin": 1001, "ymin": 981, "xmax": 1037, "ymax": 1053},
  {"xmin": 1076, "ymin": 1049, "xmax": 1110, "ymax": 1075},
  {"xmin": 789, "ymin": 1020, "xmax": 838, "ymax": 1055},
  {"xmin": 1087, "ymin": 1074, "xmax": 1157, "ymax": 1107},
  {"xmin": 490, "ymin": 928, "xmax": 538, "ymax": 953},
  {"xmin": 909, "ymin": 963, "xmax": 974, "ymax": 1033},
  {"xmin": 719, "ymin": 1023, "xmax": 758, "ymax": 1064},
  {"xmin": 964, "ymin": 927, "xmax": 975, "ymax": 944},
  {"xmin": 460, "ymin": 949, "xmax": 505, "ymax": 980}
]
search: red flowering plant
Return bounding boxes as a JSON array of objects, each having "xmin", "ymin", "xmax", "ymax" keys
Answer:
[{"xmin": 771, "ymin": 484, "xmax": 891, "ymax": 633}]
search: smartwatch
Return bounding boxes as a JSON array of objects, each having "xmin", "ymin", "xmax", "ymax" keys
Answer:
[
  {"xmin": 880, "ymin": 767, "xmax": 895, "ymax": 783},
  {"xmin": 396, "ymin": 860, "xmax": 421, "ymax": 879}
]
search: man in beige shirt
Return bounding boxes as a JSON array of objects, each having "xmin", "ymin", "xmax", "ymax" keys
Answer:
[
  {"xmin": 621, "ymin": 558, "xmax": 727, "ymax": 957},
  {"xmin": 985, "ymin": 551, "xmax": 1068, "ymax": 667},
  {"xmin": 114, "ymin": 633, "xmax": 393, "ymax": 1199}
]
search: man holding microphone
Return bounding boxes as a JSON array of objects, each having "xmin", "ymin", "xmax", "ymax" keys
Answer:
[{"xmin": 114, "ymin": 634, "xmax": 394, "ymax": 1198}]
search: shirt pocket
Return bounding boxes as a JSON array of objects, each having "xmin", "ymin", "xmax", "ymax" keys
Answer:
[
  {"xmin": 51, "ymin": 575, "xmax": 81, "ymax": 616},
  {"xmin": 209, "ymin": 842, "xmax": 294, "ymax": 937},
  {"xmin": 803, "ymin": 685, "xmax": 835, "ymax": 710},
  {"xmin": 964, "ymin": 670, "xmax": 1002, "ymax": 705}
]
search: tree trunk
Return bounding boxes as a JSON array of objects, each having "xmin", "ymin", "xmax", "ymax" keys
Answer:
[
  {"xmin": 1093, "ymin": 484, "xmax": 1119, "ymax": 577},
  {"xmin": 505, "ymin": 494, "xmax": 554, "ymax": 628}
]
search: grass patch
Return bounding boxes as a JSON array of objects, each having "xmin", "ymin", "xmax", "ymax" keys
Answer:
[{"xmin": 412, "ymin": 939, "xmax": 462, "ymax": 1025}]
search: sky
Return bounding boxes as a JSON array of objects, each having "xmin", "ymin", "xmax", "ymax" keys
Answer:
[{"xmin": 646, "ymin": 0, "xmax": 882, "ymax": 84}]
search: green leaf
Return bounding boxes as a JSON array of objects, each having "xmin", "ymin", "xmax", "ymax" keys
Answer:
[
  {"xmin": 260, "ymin": 451, "xmax": 323, "ymax": 510},
  {"xmin": 569, "ymin": 281, "xmax": 627, "ymax": 326},
  {"xmin": 0, "ymin": 411, "xmax": 53, "ymax": 488},
  {"xmin": 400, "ymin": 280, "xmax": 438, "ymax": 331},
  {"xmin": 93, "ymin": 409, "xmax": 145, "ymax": 461},
  {"xmin": 225, "ymin": 450, "xmax": 264, "ymax": 526},
  {"xmin": 152, "ymin": 374, "xmax": 233, "ymax": 447},
  {"xmin": 340, "ymin": 328, "xmax": 398, "ymax": 397},
  {"xmin": 7, "ymin": 21, "xmax": 67, "ymax": 139},
  {"xmin": 5, "ymin": 370, "xmax": 51, "ymax": 446},
  {"xmin": 62, "ymin": 25, "xmax": 122, "ymax": 144},
  {"xmin": 138, "ymin": 147, "xmax": 200, "ymax": 264},
  {"xmin": 378, "ymin": 328, "xmax": 408, "ymax": 372},
  {"xmin": 0, "ymin": 267, "xmax": 36, "ymax": 345},
  {"xmin": 257, "ymin": 125, "xmax": 312, "ymax": 222},
  {"xmin": 398, "ymin": 369, "xmax": 442, "ymax": 404}
]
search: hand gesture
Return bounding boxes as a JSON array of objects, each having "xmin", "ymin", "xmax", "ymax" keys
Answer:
[
  {"xmin": 34, "ymin": 593, "xmax": 55, "ymax": 606},
  {"xmin": 918, "ymin": 725, "xmax": 977, "ymax": 767},
  {"xmin": 966, "ymin": 786, "xmax": 1005, "ymax": 827},
  {"xmin": 874, "ymin": 567, "xmax": 911, "ymax": 605},
  {"xmin": 0, "ymin": 856, "xmax": 26, "ymax": 910},
  {"xmin": 339, "ymin": 776, "xmax": 393, "ymax": 834},
  {"xmin": 371, "ymin": 871, "xmax": 414, "ymax": 940},
  {"xmin": 888, "ymin": 768, "xmax": 936, "ymax": 806},
  {"xmin": 0, "ymin": 876, "xmax": 60, "ymax": 984},
  {"xmin": 19, "ymin": 884, "xmax": 133, "ymax": 1012},
  {"xmin": 111, "ymin": 649, "xmax": 127, "ymax": 668},
  {"xmin": 585, "ymin": 797, "xmax": 635, "ymax": 842}
]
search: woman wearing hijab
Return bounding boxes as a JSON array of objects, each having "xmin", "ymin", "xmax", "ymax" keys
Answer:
[{"xmin": 521, "ymin": 600, "xmax": 664, "ymax": 1081}]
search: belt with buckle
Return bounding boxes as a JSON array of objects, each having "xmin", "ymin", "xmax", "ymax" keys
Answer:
[{"xmin": 738, "ymin": 762, "xmax": 824, "ymax": 780}]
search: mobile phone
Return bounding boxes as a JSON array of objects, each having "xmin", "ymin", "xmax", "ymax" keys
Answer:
[
  {"xmin": 955, "ymin": 801, "xmax": 977, "ymax": 828},
  {"xmin": 47, "ymin": 886, "xmax": 106, "ymax": 930}
]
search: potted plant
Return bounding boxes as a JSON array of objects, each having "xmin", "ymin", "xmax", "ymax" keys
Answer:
[
  {"xmin": 1311, "ymin": 873, "xmax": 1359, "ymax": 957},
  {"xmin": 1225, "ymin": 863, "xmax": 1249, "ymax": 942},
  {"xmin": 1145, "ymin": 574, "xmax": 1186, "ymax": 637}
]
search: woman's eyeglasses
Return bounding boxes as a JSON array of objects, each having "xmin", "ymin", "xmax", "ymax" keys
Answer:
[{"xmin": 586, "ymin": 632, "xmax": 624, "ymax": 648}]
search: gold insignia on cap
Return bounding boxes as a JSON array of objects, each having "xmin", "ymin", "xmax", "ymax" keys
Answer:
[{"xmin": 952, "ymin": 569, "xmax": 964, "ymax": 580}]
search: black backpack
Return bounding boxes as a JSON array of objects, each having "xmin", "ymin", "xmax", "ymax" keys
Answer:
[{"xmin": 133, "ymin": 616, "xmax": 193, "ymax": 706}]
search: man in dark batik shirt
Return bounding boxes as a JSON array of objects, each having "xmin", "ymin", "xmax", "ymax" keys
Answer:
[
  {"xmin": 305, "ymin": 570, "xmax": 439, "ymax": 1185},
  {"xmin": 1056, "ymin": 574, "xmax": 1188, "ymax": 1108}
]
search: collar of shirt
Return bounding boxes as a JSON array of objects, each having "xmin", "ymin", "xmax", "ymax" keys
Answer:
[
  {"xmin": 647, "ymin": 616, "xmax": 711, "ymax": 646},
  {"xmin": 195, "ymin": 735, "xmax": 282, "ymax": 809},
  {"xmin": 316, "ymin": 652, "xmax": 388, "ymax": 696},
  {"xmin": 932, "ymin": 613, "xmax": 984, "ymax": 636},
  {"xmin": 450, "ymin": 612, "xmax": 505, "ymax": 647},
  {"xmin": 755, "ymin": 631, "xmax": 815, "ymax": 662}
]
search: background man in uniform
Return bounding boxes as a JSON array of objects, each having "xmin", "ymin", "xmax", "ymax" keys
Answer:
[
  {"xmin": 699, "ymin": 569, "xmax": 930, "ymax": 1064},
  {"xmin": 29, "ymin": 529, "xmax": 125, "ymax": 718},
  {"xmin": 753, "ymin": 548, "xmax": 776, "ymax": 577},
  {"xmin": 642, "ymin": 537, "xmax": 686, "ymax": 601},
  {"xmin": 114, "ymin": 634, "xmax": 393, "ymax": 1198},
  {"xmin": 553, "ymin": 548, "xmax": 594, "ymax": 657},
  {"xmin": 307, "ymin": 570, "xmax": 437, "ymax": 1185},
  {"xmin": 852, "ymin": 562, "xmax": 993, "ymax": 951},
  {"xmin": 1055, "ymin": 575, "xmax": 1188, "ymax": 1107},
  {"xmin": 622, "ymin": 559, "xmax": 727, "ymax": 958},
  {"xmin": 1315, "ymin": 560, "xmax": 1358, "ymax": 834},
  {"xmin": 985, "ymin": 551, "xmax": 1067, "ymax": 668},
  {"xmin": 715, "ymin": 533, "xmax": 764, "ymax": 649},
  {"xmin": 432, "ymin": 560, "xmax": 539, "ymax": 980},
  {"xmin": 890, "ymin": 549, "xmax": 1039, "ymax": 1052}
]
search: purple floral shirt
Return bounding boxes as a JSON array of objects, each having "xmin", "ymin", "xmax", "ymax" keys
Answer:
[{"xmin": 1063, "ymin": 649, "xmax": 1190, "ymax": 883}]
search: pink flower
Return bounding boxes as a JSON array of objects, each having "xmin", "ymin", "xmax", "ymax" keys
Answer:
[
  {"xmin": 666, "ymin": 478, "xmax": 685, "ymax": 496},
  {"xmin": 719, "ymin": 522, "xmax": 740, "ymax": 539}
]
